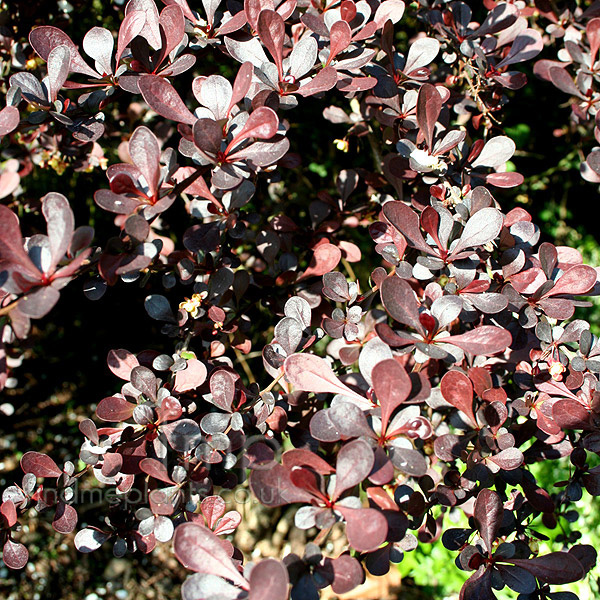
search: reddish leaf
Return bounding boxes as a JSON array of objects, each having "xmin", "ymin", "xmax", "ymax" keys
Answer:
[
  {"xmin": 380, "ymin": 276, "xmax": 424, "ymax": 333},
  {"xmin": 173, "ymin": 359, "xmax": 208, "ymax": 392},
  {"xmin": 445, "ymin": 326, "xmax": 512, "ymax": 356},
  {"xmin": 440, "ymin": 370, "xmax": 476, "ymax": 427},
  {"xmin": 284, "ymin": 353, "xmax": 370, "ymax": 408},
  {"xmin": 2, "ymin": 539, "xmax": 29, "ymax": 570},
  {"xmin": 474, "ymin": 489, "xmax": 502, "ymax": 554},
  {"xmin": 96, "ymin": 395, "xmax": 135, "ymax": 422},
  {"xmin": 138, "ymin": 75, "xmax": 196, "ymax": 125},
  {"xmin": 416, "ymin": 83, "xmax": 442, "ymax": 150},
  {"xmin": 249, "ymin": 462, "xmax": 314, "ymax": 506},
  {"xmin": 297, "ymin": 243, "xmax": 341, "ymax": 281},
  {"xmin": 372, "ymin": 359, "xmax": 412, "ymax": 433},
  {"xmin": 20, "ymin": 452, "xmax": 63, "ymax": 478},
  {"xmin": 107, "ymin": 348, "xmax": 139, "ymax": 380},
  {"xmin": 29, "ymin": 26, "xmax": 98, "ymax": 77},
  {"xmin": 297, "ymin": 66, "xmax": 338, "ymax": 97},
  {"xmin": 336, "ymin": 507, "xmax": 388, "ymax": 552},
  {"xmin": 544, "ymin": 265, "xmax": 597, "ymax": 298},
  {"xmin": 200, "ymin": 496, "xmax": 226, "ymax": 529},
  {"xmin": 248, "ymin": 558, "xmax": 289, "ymax": 600},
  {"xmin": 257, "ymin": 11, "xmax": 285, "ymax": 79},
  {"xmin": 506, "ymin": 552, "xmax": 585, "ymax": 584},
  {"xmin": 213, "ymin": 511, "xmax": 242, "ymax": 535},
  {"xmin": 53, "ymin": 502, "xmax": 78, "ymax": 534},
  {"xmin": 333, "ymin": 439, "xmax": 374, "ymax": 501},
  {"xmin": 140, "ymin": 458, "xmax": 175, "ymax": 484},
  {"xmin": 173, "ymin": 522, "xmax": 248, "ymax": 588},
  {"xmin": 0, "ymin": 105, "xmax": 20, "ymax": 137}
]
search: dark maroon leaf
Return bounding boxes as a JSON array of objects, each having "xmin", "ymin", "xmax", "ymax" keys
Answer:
[
  {"xmin": 53, "ymin": 502, "xmax": 78, "ymax": 533},
  {"xmin": 138, "ymin": 75, "xmax": 196, "ymax": 125},
  {"xmin": 506, "ymin": 552, "xmax": 585, "ymax": 584},
  {"xmin": 473, "ymin": 489, "xmax": 502, "ymax": 554},
  {"xmin": 416, "ymin": 83, "xmax": 442, "ymax": 150},
  {"xmin": 20, "ymin": 451, "xmax": 63, "ymax": 478},
  {"xmin": 2, "ymin": 539, "xmax": 29, "ymax": 570}
]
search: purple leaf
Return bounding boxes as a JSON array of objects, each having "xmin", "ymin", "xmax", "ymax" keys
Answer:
[
  {"xmin": 74, "ymin": 528, "xmax": 111, "ymax": 553},
  {"xmin": 0, "ymin": 206, "xmax": 39, "ymax": 277},
  {"xmin": 140, "ymin": 458, "xmax": 175, "ymax": 484},
  {"xmin": 249, "ymin": 462, "xmax": 314, "ymax": 506},
  {"xmin": 451, "ymin": 207, "xmax": 503, "ymax": 254},
  {"xmin": 257, "ymin": 11, "xmax": 285, "ymax": 79},
  {"xmin": 210, "ymin": 370, "xmax": 236, "ymax": 411},
  {"xmin": 489, "ymin": 447, "xmax": 523, "ymax": 470},
  {"xmin": 416, "ymin": 83, "xmax": 442, "ymax": 150},
  {"xmin": 2, "ymin": 539, "xmax": 29, "ymax": 570},
  {"xmin": 46, "ymin": 45, "xmax": 70, "ymax": 102},
  {"xmin": 173, "ymin": 522, "xmax": 248, "ymax": 588},
  {"xmin": 96, "ymin": 395, "xmax": 135, "ymax": 422},
  {"xmin": 473, "ymin": 489, "xmax": 502, "ymax": 554},
  {"xmin": 459, "ymin": 566, "xmax": 494, "ymax": 600},
  {"xmin": 193, "ymin": 118, "xmax": 223, "ymax": 156},
  {"xmin": 126, "ymin": 0, "xmax": 161, "ymax": 49},
  {"xmin": 440, "ymin": 370, "xmax": 476, "ymax": 427},
  {"xmin": 53, "ymin": 502, "xmax": 78, "ymax": 533},
  {"xmin": 552, "ymin": 399, "xmax": 593, "ymax": 430},
  {"xmin": 83, "ymin": 27, "xmax": 114, "ymax": 76},
  {"xmin": 18, "ymin": 287, "xmax": 61, "ymax": 318},
  {"xmin": 42, "ymin": 192, "xmax": 74, "ymax": 273},
  {"xmin": 138, "ymin": 75, "xmax": 196, "ymax": 125},
  {"xmin": 445, "ymin": 326, "xmax": 512, "ymax": 356},
  {"xmin": 116, "ymin": 10, "xmax": 146, "ymax": 65},
  {"xmin": 162, "ymin": 419, "xmax": 202, "ymax": 452},
  {"xmin": 544, "ymin": 265, "xmax": 597, "ymax": 297},
  {"xmin": 382, "ymin": 201, "xmax": 437, "ymax": 256},
  {"xmin": 333, "ymin": 439, "xmax": 374, "ymax": 501},
  {"xmin": 20, "ymin": 451, "xmax": 63, "ymax": 478},
  {"xmin": 404, "ymin": 37, "xmax": 440, "ymax": 74},
  {"xmin": 336, "ymin": 507, "xmax": 388, "ymax": 552},
  {"xmin": 228, "ymin": 107, "xmax": 279, "ymax": 149},
  {"xmin": 297, "ymin": 66, "xmax": 338, "ymax": 97},
  {"xmin": 157, "ymin": 4, "xmax": 185, "ymax": 64},
  {"xmin": 471, "ymin": 138, "xmax": 515, "ymax": 169},
  {"xmin": 496, "ymin": 29, "xmax": 543, "ymax": 69},
  {"xmin": 94, "ymin": 189, "xmax": 141, "ymax": 215},
  {"xmin": 0, "ymin": 106, "xmax": 19, "ymax": 137},
  {"xmin": 129, "ymin": 126, "xmax": 161, "ymax": 197},
  {"xmin": 200, "ymin": 495, "xmax": 225, "ymax": 529},
  {"xmin": 248, "ymin": 558, "xmax": 289, "ymax": 600},
  {"xmin": 380, "ymin": 276, "xmax": 424, "ymax": 333},
  {"xmin": 297, "ymin": 243, "xmax": 341, "ymax": 280},
  {"xmin": 372, "ymin": 359, "xmax": 411, "ymax": 432},
  {"xmin": 505, "ymin": 552, "xmax": 585, "ymax": 584},
  {"xmin": 29, "ymin": 26, "xmax": 98, "ymax": 77},
  {"xmin": 173, "ymin": 359, "xmax": 208, "ymax": 392},
  {"xmin": 107, "ymin": 348, "xmax": 139, "ymax": 380},
  {"xmin": 284, "ymin": 354, "xmax": 370, "ymax": 407}
]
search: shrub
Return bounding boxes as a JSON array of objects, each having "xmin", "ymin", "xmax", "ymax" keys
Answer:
[{"xmin": 1, "ymin": 1, "xmax": 600, "ymax": 599}]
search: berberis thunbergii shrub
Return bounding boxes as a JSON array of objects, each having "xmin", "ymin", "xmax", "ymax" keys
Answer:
[{"xmin": 2, "ymin": 1, "xmax": 600, "ymax": 598}]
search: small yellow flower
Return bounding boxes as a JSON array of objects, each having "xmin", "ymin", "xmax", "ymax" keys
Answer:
[
  {"xmin": 179, "ymin": 293, "xmax": 207, "ymax": 318},
  {"xmin": 333, "ymin": 138, "xmax": 349, "ymax": 152},
  {"xmin": 548, "ymin": 360, "xmax": 566, "ymax": 381}
]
